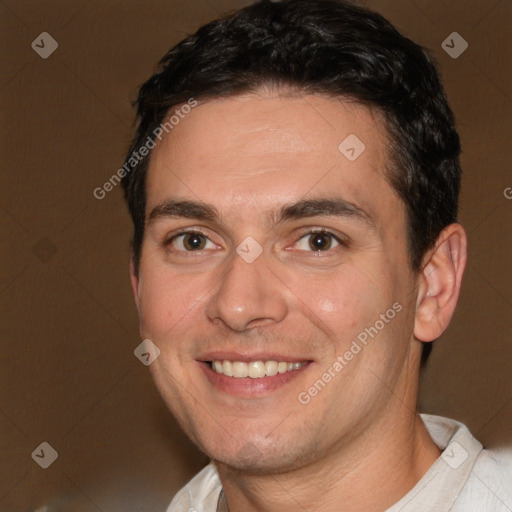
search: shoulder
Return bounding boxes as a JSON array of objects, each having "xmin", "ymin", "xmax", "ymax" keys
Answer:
[
  {"xmin": 453, "ymin": 446, "xmax": 512, "ymax": 511},
  {"xmin": 420, "ymin": 413, "xmax": 512, "ymax": 511},
  {"xmin": 166, "ymin": 463, "xmax": 222, "ymax": 512}
]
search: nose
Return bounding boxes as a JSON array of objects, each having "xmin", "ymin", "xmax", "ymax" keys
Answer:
[{"xmin": 205, "ymin": 250, "xmax": 288, "ymax": 332}]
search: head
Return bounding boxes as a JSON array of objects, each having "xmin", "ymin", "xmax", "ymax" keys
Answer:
[{"xmin": 122, "ymin": 0, "xmax": 466, "ymax": 474}]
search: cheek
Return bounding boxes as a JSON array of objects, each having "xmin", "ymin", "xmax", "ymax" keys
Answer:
[
  {"xmin": 289, "ymin": 265, "xmax": 388, "ymax": 346},
  {"xmin": 137, "ymin": 266, "xmax": 205, "ymax": 340}
]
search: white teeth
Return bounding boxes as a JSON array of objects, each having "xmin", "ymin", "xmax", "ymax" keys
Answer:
[
  {"xmin": 210, "ymin": 360, "xmax": 307, "ymax": 378},
  {"xmin": 233, "ymin": 361, "xmax": 248, "ymax": 378},
  {"xmin": 222, "ymin": 360, "xmax": 233, "ymax": 377},
  {"xmin": 265, "ymin": 360, "xmax": 278, "ymax": 376},
  {"xmin": 248, "ymin": 361, "xmax": 265, "ymax": 378}
]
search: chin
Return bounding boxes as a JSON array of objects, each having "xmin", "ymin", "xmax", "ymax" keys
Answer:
[{"xmin": 206, "ymin": 436, "xmax": 315, "ymax": 476}]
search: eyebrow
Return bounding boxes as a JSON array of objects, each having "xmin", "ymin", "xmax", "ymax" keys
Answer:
[
  {"xmin": 148, "ymin": 197, "xmax": 374, "ymax": 228},
  {"xmin": 276, "ymin": 198, "xmax": 374, "ymax": 227},
  {"xmin": 148, "ymin": 200, "xmax": 219, "ymax": 224}
]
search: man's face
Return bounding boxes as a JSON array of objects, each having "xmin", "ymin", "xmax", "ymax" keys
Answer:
[{"xmin": 132, "ymin": 91, "xmax": 421, "ymax": 473}]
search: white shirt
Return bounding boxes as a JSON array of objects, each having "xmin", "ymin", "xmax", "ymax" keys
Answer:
[{"xmin": 167, "ymin": 414, "xmax": 512, "ymax": 511}]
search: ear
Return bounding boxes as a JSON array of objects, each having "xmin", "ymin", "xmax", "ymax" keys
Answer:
[
  {"xmin": 414, "ymin": 223, "xmax": 467, "ymax": 342},
  {"xmin": 130, "ymin": 257, "xmax": 141, "ymax": 312}
]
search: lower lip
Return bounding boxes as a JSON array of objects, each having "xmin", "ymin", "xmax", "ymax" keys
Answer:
[{"xmin": 198, "ymin": 362, "xmax": 311, "ymax": 397}]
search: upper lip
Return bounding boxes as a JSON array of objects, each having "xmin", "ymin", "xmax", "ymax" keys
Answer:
[{"xmin": 197, "ymin": 351, "xmax": 312, "ymax": 363}]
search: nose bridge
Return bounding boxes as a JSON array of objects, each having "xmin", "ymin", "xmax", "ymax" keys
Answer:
[{"xmin": 206, "ymin": 250, "xmax": 287, "ymax": 331}]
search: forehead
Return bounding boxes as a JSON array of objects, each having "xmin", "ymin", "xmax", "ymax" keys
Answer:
[{"xmin": 146, "ymin": 91, "xmax": 398, "ymax": 222}]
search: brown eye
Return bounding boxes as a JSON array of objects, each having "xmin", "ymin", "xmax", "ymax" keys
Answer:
[
  {"xmin": 308, "ymin": 232, "xmax": 333, "ymax": 251},
  {"xmin": 169, "ymin": 232, "xmax": 216, "ymax": 252},
  {"xmin": 182, "ymin": 233, "xmax": 206, "ymax": 250},
  {"xmin": 294, "ymin": 231, "xmax": 341, "ymax": 252}
]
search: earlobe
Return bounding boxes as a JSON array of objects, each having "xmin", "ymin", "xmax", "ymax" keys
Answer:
[{"xmin": 414, "ymin": 224, "xmax": 467, "ymax": 342}]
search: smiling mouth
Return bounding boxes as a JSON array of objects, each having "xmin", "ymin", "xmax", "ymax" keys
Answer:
[{"xmin": 208, "ymin": 360, "xmax": 308, "ymax": 378}]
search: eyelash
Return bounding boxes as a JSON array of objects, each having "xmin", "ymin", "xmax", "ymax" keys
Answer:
[
  {"xmin": 293, "ymin": 228, "xmax": 348, "ymax": 251},
  {"xmin": 164, "ymin": 228, "xmax": 348, "ymax": 253},
  {"xmin": 164, "ymin": 228, "xmax": 214, "ymax": 251}
]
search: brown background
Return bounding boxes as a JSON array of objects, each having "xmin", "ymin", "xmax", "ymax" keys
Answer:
[{"xmin": 1, "ymin": 0, "xmax": 510, "ymax": 510}]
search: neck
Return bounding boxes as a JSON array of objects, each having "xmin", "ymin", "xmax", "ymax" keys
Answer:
[{"xmin": 217, "ymin": 410, "xmax": 441, "ymax": 512}]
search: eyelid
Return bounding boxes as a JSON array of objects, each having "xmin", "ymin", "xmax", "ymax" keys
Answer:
[
  {"xmin": 164, "ymin": 227, "xmax": 220, "ymax": 251},
  {"xmin": 289, "ymin": 228, "xmax": 349, "ymax": 251},
  {"xmin": 298, "ymin": 227, "xmax": 348, "ymax": 242},
  {"xmin": 164, "ymin": 227, "xmax": 209, "ymax": 243},
  {"xmin": 162, "ymin": 226, "xmax": 349, "ymax": 253}
]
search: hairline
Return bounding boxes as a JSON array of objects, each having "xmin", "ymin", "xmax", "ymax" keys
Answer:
[{"xmin": 132, "ymin": 87, "xmax": 419, "ymax": 275}]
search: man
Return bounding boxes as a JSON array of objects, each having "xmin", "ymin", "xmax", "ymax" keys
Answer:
[{"xmin": 121, "ymin": 1, "xmax": 511, "ymax": 510}]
